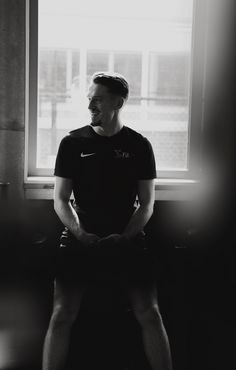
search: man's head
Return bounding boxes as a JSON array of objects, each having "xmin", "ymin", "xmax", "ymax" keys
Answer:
[
  {"xmin": 87, "ymin": 72, "xmax": 129, "ymax": 127},
  {"xmin": 91, "ymin": 72, "xmax": 129, "ymax": 100}
]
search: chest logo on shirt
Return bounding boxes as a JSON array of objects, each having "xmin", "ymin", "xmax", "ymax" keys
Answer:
[
  {"xmin": 114, "ymin": 149, "xmax": 132, "ymax": 159},
  {"xmin": 80, "ymin": 152, "xmax": 96, "ymax": 158}
]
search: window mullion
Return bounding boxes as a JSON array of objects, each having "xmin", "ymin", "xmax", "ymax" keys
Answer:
[
  {"xmin": 66, "ymin": 49, "xmax": 73, "ymax": 92},
  {"xmin": 141, "ymin": 50, "xmax": 149, "ymax": 121},
  {"xmin": 79, "ymin": 47, "xmax": 87, "ymax": 94}
]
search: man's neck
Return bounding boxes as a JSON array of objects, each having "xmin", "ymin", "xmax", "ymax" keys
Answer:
[{"xmin": 91, "ymin": 119, "xmax": 123, "ymax": 137}]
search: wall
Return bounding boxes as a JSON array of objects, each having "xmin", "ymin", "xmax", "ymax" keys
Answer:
[{"xmin": 0, "ymin": 0, "xmax": 25, "ymax": 201}]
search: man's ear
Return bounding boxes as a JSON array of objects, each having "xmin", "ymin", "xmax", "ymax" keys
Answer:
[{"xmin": 115, "ymin": 96, "xmax": 125, "ymax": 110}]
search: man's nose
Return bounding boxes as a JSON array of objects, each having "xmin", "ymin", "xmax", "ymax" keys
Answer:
[{"xmin": 88, "ymin": 100, "xmax": 94, "ymax": 110}]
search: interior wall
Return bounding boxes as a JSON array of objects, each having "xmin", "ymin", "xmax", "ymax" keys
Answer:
[{"xmin": 0, "ymin": 0, "xmax": 26, "ymax": 201}]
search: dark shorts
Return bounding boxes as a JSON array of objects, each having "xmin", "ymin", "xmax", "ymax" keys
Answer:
[{"xmin": 56, "ymin": 228, "xmax": 155, "ymax": 287}]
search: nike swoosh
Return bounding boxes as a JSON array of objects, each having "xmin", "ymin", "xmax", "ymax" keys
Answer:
[{"xmin": 80, "ymin": 152, "xmax": 96, "ymax": 157}]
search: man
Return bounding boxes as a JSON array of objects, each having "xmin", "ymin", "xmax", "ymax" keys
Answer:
[{"xmin": 42, "ymin": 72, "xmax": 172, "ymax": 370}]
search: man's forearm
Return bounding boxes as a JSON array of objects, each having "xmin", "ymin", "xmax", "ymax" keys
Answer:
[
  {"xmin": 54, "ymin": 199, "xmax": 84, "ymax": 239},
  {"xmin": 122, "ymin": 205, "xmax": 153, "ymax": 240}
]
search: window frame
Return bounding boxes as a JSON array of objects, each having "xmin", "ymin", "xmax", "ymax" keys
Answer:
[{"xmin": 25, "ymin": 0, "xmax": 207, "ymax": 181}]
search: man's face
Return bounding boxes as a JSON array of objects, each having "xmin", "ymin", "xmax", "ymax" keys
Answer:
[{"xmin": 87, "ymin": 83, "xmax": 119, "ymax": 126}]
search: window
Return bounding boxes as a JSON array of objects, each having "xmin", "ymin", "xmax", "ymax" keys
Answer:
[{"xmin": 26, "ymin": 0, "xmax": 206, "ymax": 179}]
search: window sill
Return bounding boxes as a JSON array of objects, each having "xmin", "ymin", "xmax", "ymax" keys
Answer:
[{"xmin": 24, "ymin": 177, "xmax": 200, "ymax": 201}]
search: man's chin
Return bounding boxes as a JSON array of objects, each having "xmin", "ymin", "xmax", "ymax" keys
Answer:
[{"xmin": 90, "ymin": 120, "xmax": 102, "ymax": 127}]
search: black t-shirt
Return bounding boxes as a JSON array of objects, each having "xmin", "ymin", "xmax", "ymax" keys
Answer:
[{"xmin": 54, "ymin": 125, "xmax": 156, "ymax": 235}]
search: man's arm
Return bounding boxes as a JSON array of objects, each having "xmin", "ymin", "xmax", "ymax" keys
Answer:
[
  {"xmin": 54, "ymin": 176, "xmax": 100, "ymax": 245},
  {"xmin": 122, "ymin": 179, "xmax": 155, "ymax": 240}
]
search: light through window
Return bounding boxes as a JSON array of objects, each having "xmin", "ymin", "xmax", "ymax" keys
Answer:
[{"xmin": 33, "ymin": 0, "xmax": 195, "ymax": 175}]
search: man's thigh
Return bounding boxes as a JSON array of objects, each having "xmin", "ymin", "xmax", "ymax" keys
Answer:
[
  {"xmin": 118, "ymin": 242, "xmax": 158, "ymax": 312},
  {"xmin": 120, "ymin": 256, "xmax": 158, "ymax": 312}
]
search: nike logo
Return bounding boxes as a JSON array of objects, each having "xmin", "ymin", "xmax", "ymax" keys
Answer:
[{"xmin": 80, "ymin": 152, "xmax": 96, "ymax": 157}]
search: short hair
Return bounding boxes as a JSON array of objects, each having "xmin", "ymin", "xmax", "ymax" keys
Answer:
[{"xmin": 91, "ymin": 72, "xmax": 129, "ymax": 100}]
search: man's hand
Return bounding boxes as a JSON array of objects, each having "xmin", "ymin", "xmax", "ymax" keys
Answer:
[
  {"xmin": 96, "ymin": 233, "xmax": 129, "ymax": 248},
  {"xmin": 96, "ymin": 231, "xmax": 146, "ymax": 253},
  {"xmin": 75, "ymin": 230, "xmax": 100, "ymax": 247}
]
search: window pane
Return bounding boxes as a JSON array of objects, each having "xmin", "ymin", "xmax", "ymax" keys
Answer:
[
  {"xmin": 36, "ymin": 0, "xmax": 194, "ymax": 172},
  {"xmin": 149, "ymin": 53, "xmax": 190, "ymax": 103},
  {"xmin": 39, "ymin": 50, "xmax": 67, "ymax": 93},
  {"xmin": 38, "ymin": 49, "xmax": 84, "ymax": 168},
  {"xmin": 114, "ymin": 53, "xmax": 142, "ymax": 104},
  {"xmin": 146, "ymin": 53, "xmax": 190, "ymax": 169},
  {"xmin": 38, "ymin": 49, "xmax": 68, "ymax": 167},
  {"xmin": 87, "ymin": 51, "xmax": 109, "ymax": 80}
]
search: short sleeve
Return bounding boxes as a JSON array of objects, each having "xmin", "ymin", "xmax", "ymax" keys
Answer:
[
  {"xmin": 54, "ymin": 136, "xmax": 75, "ymax": 178},
  {"xmin": 137, "ymin": 138, "xmax": 157, "ymax": 180}
]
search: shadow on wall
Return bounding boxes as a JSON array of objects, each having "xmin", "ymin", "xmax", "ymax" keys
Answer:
[{"xmin": 0, "ymin": 197, "xmax": 61, "ymax": 369}]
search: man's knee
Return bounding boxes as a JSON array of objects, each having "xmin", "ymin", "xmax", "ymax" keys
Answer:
[{"xmin": 133, "ymin": 304, "xmax": 163, "ymax": 328}]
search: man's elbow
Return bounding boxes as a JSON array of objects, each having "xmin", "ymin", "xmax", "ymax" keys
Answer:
[
  {"xmin": 54, "ymin": 197, "xmax": 68, "ymax": 215},
  {"xmin": 140, "ymin": 202, "xmax": 154, "ymax": 217},
  {"xmin": 53, "ymin": 199, "xmax": 60, "ymax": 215},
  {"xmin": 150, "ymin": 203, "xmax": 154, "ymax": 215},
  {"xmin": 148, "ymin": 203, "xmax": 154, "ymax": 218}
]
